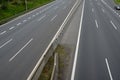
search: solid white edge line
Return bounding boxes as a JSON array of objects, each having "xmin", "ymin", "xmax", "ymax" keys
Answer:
[
  {"xmin": 0, "ymin": 39, "xmax": 12, "ymax": 49},
  {"xmin": 71, "ymin": 0, "xmax": 85, "ymax": 80},
  {"xmin": 105, "ymin": 58, "xmax": 113, "ymax": 80},
  {"xmin": 110, "ymin": 21, "xmax": 117, "ymax": 30},
  {"xmin": 9, "ymin": 38, "xmax": 33, "ymax": 62},
  {"xmin": 27, "ymin": 0, "xmax": 79, "ymax": 79},
  {"xmin": 95, "ymin": 20, "xmax": 99, "ymax": 28}
]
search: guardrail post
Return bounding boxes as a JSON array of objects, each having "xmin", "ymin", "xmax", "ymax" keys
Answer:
[{"xmin": 50, "ymin": 53, "xmax": 58, "ymax": 80}]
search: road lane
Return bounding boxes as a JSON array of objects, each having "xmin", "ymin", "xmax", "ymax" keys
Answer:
[
  {"xmin": 73, "ymin": 0, "xmax": 120, "ymax": 79},
  {"xmin": 0, "ymin": 0, "xmax": 76, "ymax": 79}
]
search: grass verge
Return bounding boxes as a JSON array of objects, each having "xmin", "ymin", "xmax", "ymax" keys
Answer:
[
  {"xmin": 114, "ymin": 0, "xmax": 120, "ymax": 4},
  {"xmin": 0, "ymin": 0, "xmax": 54, "ymax": 25},
  {"xmin": 38, "ymin": 55, "xmax": 54, "ymax": 80}
]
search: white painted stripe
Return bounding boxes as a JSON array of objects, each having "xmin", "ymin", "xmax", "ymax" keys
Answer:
[
  {"xmin": 9, "ymin": 38, "xmax": 33, "ymax": 62},
  {"xmin": 23, "ymin": 20, "xmax": 27, "ymax": 23},
  {"xmin": 0, "ymin": 39, "xmax": 12, "ymax": 49},
  {"xmin": 71, "ymin": 0, "xmax": 85, "ymax": 80},
  {"xmin": 51, "ymin": 15, "xmax": 57, "ymax": 21},
  {"xmin": 92, "ymin": 8, "xmax": 94, "ymax": 12},
  {"xmin": 17, "ymin": 23, "xmax": 21, "ymax": 26},
  {"xmin": 0, "ymin": 31, "xmax": 7, "ymax": 35},
  {"xmin": 110, "ymin": 21, "xmax": 117, "ymax": 30},
  {"xmin": 9, "ymin": 26, "xmax": 15, "ymax": 30},
  {"xmin": 32, "ymin": 15, "xmax": 35, "ymax": 17},
  {"xmin": 38, "ymin": 15, "xmax": 46, "ymax": 21},
  {"xmin": 105, "ymin": 58, "xmax": 113, "ymax": 80},
  {"xmin": 95, "ymin": 20, "xmax": 99, "ymax": 28}
]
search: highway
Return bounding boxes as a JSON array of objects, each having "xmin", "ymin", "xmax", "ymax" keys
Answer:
[
  {"xmin": 72, "ymin": 0, "xmax": 120, "ymax": 80},
  {"xmin": 0, "ymin": 0, "xmax": 76, "ymax": 79}
]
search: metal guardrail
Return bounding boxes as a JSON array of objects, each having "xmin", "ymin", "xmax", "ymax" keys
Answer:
[
  {"xmin": 27, "ymin": 0, "xmax": 82, "ymax": 80},
  {"xmin": 50, "ymin": 53, "xmax": 58, "ymax": 80}
]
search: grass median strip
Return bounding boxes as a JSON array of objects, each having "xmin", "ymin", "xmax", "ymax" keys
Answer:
[
  {"xmin": 39, "ymin": 45, "xmax": 67, "ymax": 80},
  {"xmin": 39, "ymin": 55, "xmax": 54, "ymax": 80},
  {"xmin": 55, "ymin": 45, "xmax": 68, "ymax": 80}
]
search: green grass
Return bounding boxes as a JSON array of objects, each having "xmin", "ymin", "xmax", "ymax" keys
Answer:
[
  {"xmin": 38, "ymin": 55, "xmax": 54, "ymax": 80},
  {"xmin": 114, "ymin": 0, "xmax": 120, "ymax": 4},
  {"xmin": 55, "ymin": 45, "xmax": 67, "ymax": 80},
  {"xmin": 0, "ymin": 0, "xmax": 53, "ymax": 25}
]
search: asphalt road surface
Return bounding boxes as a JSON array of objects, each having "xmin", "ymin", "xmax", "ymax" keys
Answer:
[
  {"xmin": 0, "ymin": 0, "xmax": 76, "ymax": 80},
  {"xmin": 73, "ymin": 0, "xmax": 120, "ymax": 80}
]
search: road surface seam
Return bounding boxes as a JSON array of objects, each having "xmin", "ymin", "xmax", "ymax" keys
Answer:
[
  {"xmin": 71, "ymin": 0, "xmax": 85, "ymax": 80},
  {"xmin": 9, "ymin": 38, "xmax": 33, "ymax": 62}
]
